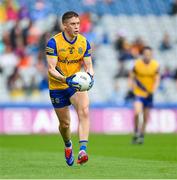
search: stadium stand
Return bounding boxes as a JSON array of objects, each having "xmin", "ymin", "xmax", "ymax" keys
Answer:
[{"xmin": 0, "ymin": 0, "xmax": 176, "ymax": 105}]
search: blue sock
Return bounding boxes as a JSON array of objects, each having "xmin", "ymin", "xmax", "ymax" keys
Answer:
[
  {"xmin": 65, "ymin": 140, "xmax": 72, "ymax": 148},
  {"xmin": 79, "ymin": 140, "xmax": 88, "ymax": 151}
]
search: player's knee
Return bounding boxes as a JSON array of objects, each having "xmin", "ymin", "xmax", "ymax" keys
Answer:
[
  {"xmin": 78, "ymin": 106, "xmax": 89, "ymax": 118},
  {"xmin": 59, "ymin": 121, "xmax": 70, "ymax": 130}
]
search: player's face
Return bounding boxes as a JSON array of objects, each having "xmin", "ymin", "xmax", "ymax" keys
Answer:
[
  {"xmin": 63, "ymin": 17, "xmax": 80, "ymax": 38},
  {"xmin": 142, "ymin": 49, "xmax": 152, "ymax": 63}
]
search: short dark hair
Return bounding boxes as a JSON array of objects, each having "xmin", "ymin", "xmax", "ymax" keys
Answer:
[
  {"xmin": 62, "ymin": 11, "xmax": 79, "ymax": 23},
  {"xmin": 143, "ymin": 46, "xmax": 152, "ymax": 52}
]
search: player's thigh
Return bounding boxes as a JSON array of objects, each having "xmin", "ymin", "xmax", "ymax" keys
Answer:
[
  {"xmin": 134, "ymin": 100, "xmax": 143, "ymax": 114},
  {"xmin": 70, "ymin": 91, "xmax": 89, "ymax": 111},
  {"xmin": 54, "ymin": 106, "xmax": 71, "ymax": 125}
]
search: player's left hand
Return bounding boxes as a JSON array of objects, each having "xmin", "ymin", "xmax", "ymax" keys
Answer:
[
  {"xmin": 87, "ymin": 72, "xmax": 94, "ymax": 90},
  {"xmin": 66, "ymin": 75, "xmax": 81, "ymax": 91}
]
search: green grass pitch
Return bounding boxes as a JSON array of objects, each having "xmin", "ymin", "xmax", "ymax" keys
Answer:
[{"xmin": 0, "ymin": 134, "xmax": 177, "ymax": 179}]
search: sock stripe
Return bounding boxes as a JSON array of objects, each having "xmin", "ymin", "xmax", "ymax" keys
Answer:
[{"xmin": 79, "ymin": 140, "xmax": 88, "ymax": 143}]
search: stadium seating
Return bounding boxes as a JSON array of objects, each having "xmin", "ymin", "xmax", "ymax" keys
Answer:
[{"xmin": 0, "ymin": 0, "xmax": 176, "ymax": 105}]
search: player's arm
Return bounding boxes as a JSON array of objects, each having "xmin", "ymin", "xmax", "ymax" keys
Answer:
[
  {"xmin": 83, "ymin": 56, "xmax": 94, "ymax": 76},
  {"xmin": 83, "ymin": 40, "xmax": 94, "ymax": 77},
  {"xmin": 153, "ymin": 67, "xmax": 160, "ymax": 92},
  {"xmin": 128, "ymin": 67, "xmax": 135, "ymax": 90},
  {"xmin": 46, "ymin": 38, "xmax": 66, "ymax": 83},
  {"xmin": 83, "ymin": 40, "xmax": 94, "ymax": 89},
  {"xmin": 46, "ymin": 56, "xmax": 66, "ymax": 82}
]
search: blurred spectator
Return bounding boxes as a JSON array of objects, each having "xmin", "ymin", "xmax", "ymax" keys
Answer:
[
  {"xmin": 38, "ymin": 32, "xmax": 51, "ymax": 59},
  {"xmin": 0, "ymin": 37, "xmax": 5, "ymax": 54},
  {"xmin": 25, "ymin": 75, "xmax": 39, "ymax": 96},
  {"xmin": 159, "ymin": 32, "xmax": 172, "ymax": 51},
  {"xmin": 173, "ymin": 69, "xmax": 177, "ymax": 87},
  {"xmin": 0, "ymin": 65, "xmax": 3, "ymax": 74},
  {"xmin": 26, "ymin": 21, "xmax": 41, "ymax": 46},
  {"xmin": 80, "ymin": 12, "xmax": 92, "ymax": 33},
  {"xmin": 22, "ymin": 19, "xmax": 33, "ymax": 46},
  {"xmin": 0, "ymin": 1, "xmax": 7, "ymax": 23},
  {"xmin": 169, "ymin": 0, "xmax": 177, "ymax": 15},
  {"xmin": 131, "ymin": 37, "xmax": 145, "ymax": 57},
  {"xmin": 31, "ymin": 0, "xmax": 50, "ymax": 21},
  {"xmin": 34, "ymin": 52, "xmax": 48, "ymax": 94},
  {"xmin": 119, "ymin": 39, "xmax": 134, "ymax": 61},
  {"xmin": 38, "ymin": 74, "xmax": 48, "ymax": 91},
  {"xmin": 18, "ymin": 4, "xmax": 30, "ymax": 20},
  {"xmin": 7, "ymin": 66, "xmax": 25, "ymax": 99},
  {"xmin": 9, "ymin": 20, "xmax": 23, "ymax": 50},
  {"xmin": 115, "ymin": 35, "xmax": 126, "ymax": 52},
  {"xmin": 35, "ymin": 52, "xmax": 47, "ymax": 75},
  {"xmin": 17, "ymin": 52, "xmax": 32, "ymax": 70},
  {"xmin": 0, "ymin": 46, "xmax": 18, "ymax": 77},
  {"xmin": 52, "ymin": 18, "xmax": 62, "ymax": 35},
  {"xmin": 114, "ymin": 62, "xmax": 128, "ymax": 78},
  {"xmin": 161, "ymin": 66, "xmax": 173, "ymax": 80},
  {"xmin": 82, "ymin": 0, "xmax": 96, "ymax": 6},
  {"xmin": 15, "ymin": 37, "xmax": 25, "ymax": 57},
  {"xmin": 114, "ymin": 37, "xmax": 139, "ymax": 79},
  {"xmin": 5, "ymin": 0, "xmax": 19, "ymax": 22}
]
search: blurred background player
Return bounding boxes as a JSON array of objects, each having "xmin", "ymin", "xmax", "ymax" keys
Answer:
[
  {"xmin": 128, "ymin": 46, "xmax": 160, "ymax": 144},
  {"xmin": 46, "ymin": 11, "xmax": 94, "ymax": 166}
]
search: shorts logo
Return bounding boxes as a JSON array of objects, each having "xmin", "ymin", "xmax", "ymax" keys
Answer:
[
  {"xmin": 51, "ymin": 98, "xmax": 60, "ymax": 104},
  {"xmin": 78, "ymin": 47, "xmax": 83, "ymax": 54}
]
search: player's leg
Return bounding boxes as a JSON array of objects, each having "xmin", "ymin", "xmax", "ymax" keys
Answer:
[
  {"xmin": 50, "ymin": 89, "xmax": 76, "ymax": 166},
  {"xmin": 70, "ymin": 91, "xmax": 89, "ymax": 164},
  {"xmin": 54, "ymin": 107, "xmax": 74, "ymax": 166},
  {"xmin": 137, "ymin": 95, "xmax": 153, "ymax": 144},
  {"xmin": 141, "ymin": 108, "xmax": 150, "ymax": 135},
  {"xmin": 132, "ymin": 99, "xmax": 143, "ymax": 144},
  {"xmin": 54, "ymin": 107, "xmax": 71, "ymax": 145},
  {"xmin": 137, "ymin": 107, "xmax": 150, "ymax": 144}
]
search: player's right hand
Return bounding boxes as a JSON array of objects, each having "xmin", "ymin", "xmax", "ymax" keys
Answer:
[
  {"xmin": 66, "ymin": 75, "xmax": 80, "ymax": 91},
  {"xmin": 147, "ymin": 93, "xmax": 153, "ymax": 100}
]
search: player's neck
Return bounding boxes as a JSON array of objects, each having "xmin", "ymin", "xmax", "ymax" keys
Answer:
[
  {"xmin": 63, "ymin": 31, "xmax": 77, "ymax": 42},
  {"xmin": 143, "ymin": 58, "xmax": 151, "ymax": 64}
]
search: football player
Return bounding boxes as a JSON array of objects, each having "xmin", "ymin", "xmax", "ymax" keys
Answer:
[
  {"xmin": 129, "ymin": 46, "xmax": 160, "ymax": 144},
  {"xmin": 46, "ymin": 11, "xmax": 94, "ymax": 165}
]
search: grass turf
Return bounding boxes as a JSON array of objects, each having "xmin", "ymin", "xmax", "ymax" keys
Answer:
[{"xmin": 0, "ymin": 134, "xmax": 177, "ymax": 179}]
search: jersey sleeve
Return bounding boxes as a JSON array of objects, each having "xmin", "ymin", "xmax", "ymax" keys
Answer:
[
  {"xmin": 84, "ymin": 40, "xmax": 91, "ymax": 57},
  {"xmin": 46, "ymin": 38, "xmax": 57, "ymax": 57}
]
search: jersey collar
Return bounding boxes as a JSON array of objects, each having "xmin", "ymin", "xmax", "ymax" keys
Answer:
[{"xmin": 62, "ymin": 32, "xmax": 77, "ymax": 44}]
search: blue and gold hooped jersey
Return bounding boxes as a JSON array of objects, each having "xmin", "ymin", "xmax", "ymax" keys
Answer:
[
  {"xmin": 46, "ymin": 32, "xmax": 91, "ymax": 90},
  {"xmin": 132, "ymin": 59, "xmax": 159, "ymax": 97}
]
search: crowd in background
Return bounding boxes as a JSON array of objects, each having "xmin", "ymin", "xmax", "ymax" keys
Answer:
[{"xmin": 0, "ymin": 0, "xmax": 177, "ymax": 103}]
